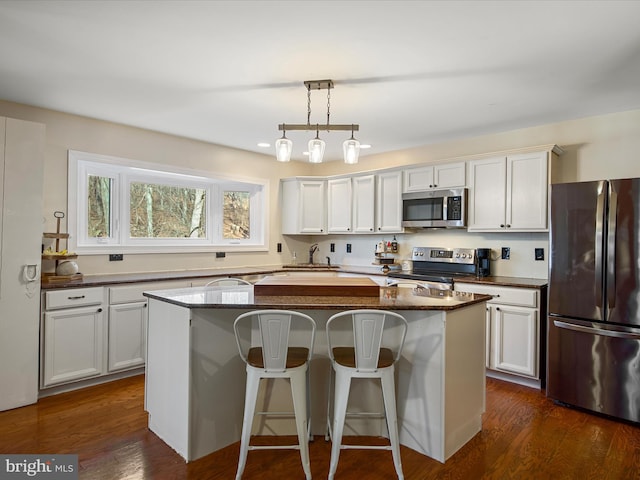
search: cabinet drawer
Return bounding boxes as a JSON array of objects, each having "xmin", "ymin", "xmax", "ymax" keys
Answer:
[
  {"xmin": 45, "ymin": 287, "xmax": 104, "ymax": 310},
  {"xmin": 109, "ymin": 281, "xmax": 190, "ymax": 304},
  {"xmin": 455, "ymin": 283, "xmax": 538, "ymax": 308}
]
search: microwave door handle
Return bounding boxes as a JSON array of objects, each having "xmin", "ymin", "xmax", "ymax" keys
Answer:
[
  {"xmin": 595, "ymin": 181, "xmax": 606, "ymax": 309},
  {"xmin": 607, "ymin": 183, "xmax": 617, "ymax": 312}
]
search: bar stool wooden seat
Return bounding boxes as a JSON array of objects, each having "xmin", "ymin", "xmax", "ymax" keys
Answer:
[
  {"xmin": 233, "ymin": 309, "xmax": 316, "ymax": 480},
  {"xmin": 325, "ymin": 309, "xmax": 408, "ymax": 480}
]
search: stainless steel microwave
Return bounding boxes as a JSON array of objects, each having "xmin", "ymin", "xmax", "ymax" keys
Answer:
[{"xmin": 401, "ymin": 188, "xmax": 467, "ymax": 228}]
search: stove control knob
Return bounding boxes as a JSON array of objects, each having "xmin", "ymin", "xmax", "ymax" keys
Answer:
[
  {"xmin": 461, "ymin": 253, "xmax": 467, "ymax": 258},
  {"xmin": 455, "ymin": 253, "xmax": 460, "ymax": 258}
]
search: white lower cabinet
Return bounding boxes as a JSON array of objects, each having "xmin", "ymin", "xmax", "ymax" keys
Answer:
[
  {"xmin": 41, "ymin": 281, "xmax": 189, "ymax": 392},
  {"xmin": 454, "ymin": 282, "xmax": 540, "ymax": 383},
  {"xmin": 41, "ymin": 288, "xmax": 106, "ymax": 387},
  {"xmin": 108, "ymin": 302, "xmax": 147, "ymax": 372}
]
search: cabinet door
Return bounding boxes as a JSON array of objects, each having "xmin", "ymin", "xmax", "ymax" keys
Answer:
[
  {"xmin": 434, "ymin": 162, "xmax": 466, "ymax": 189},
  {"xmin": 108, "ymin": 302, "xmax": 147, "ymax": 372},
  {"xmin": 42, "ymin": 305, "xmax": 105, "ymax": 387},
  {"xmin": 352, "ymin": 174, "xmax": 375, "ymax": 233},
  {"xmin": 375, "ymin": 171, "xmax": 403, "ymax": 233},
  {"xmin": 492, "ymin": 305, "xmax": 538, "ymax": 377},
  {"xmin": 467, "ymin": 157, "xmax": 507, "ymax": 231},
  {"xmin": 327, "ymin": 178, "xmax": 352, "ymax": 233},
  {"xmin": 506, "ymin": 151, "xmax": 548, "ymax": 230},
  {"xmin": 299, "ymin": 180, "xmax": 326, "ymax": 233},
  {"xmin": 403, "ymin": 166, "xmax": 435, "ymax": 192}
]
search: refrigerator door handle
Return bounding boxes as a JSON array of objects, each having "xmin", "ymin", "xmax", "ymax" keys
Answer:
[
  {"xmin": 606, "ymin": 184, "xmax": 617, "ymax": 310},
  {"xmin": 594, "ymin": 181, "xmax": 606, "ymax": 308},
  {"xmin": 553, "ymin": 320, "xmax": 640, "ymax": 340}
]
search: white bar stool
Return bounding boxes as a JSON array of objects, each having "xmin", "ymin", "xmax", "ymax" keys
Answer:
[
  {"xmin": 233, "ymin": 309, "xmax": 316, "ymax": 480},
  {"xmin": 325, "ymin": 309, "xmax": 408, "ymax": 480}
]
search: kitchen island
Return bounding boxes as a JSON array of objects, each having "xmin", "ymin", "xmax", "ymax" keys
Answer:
[{"xmin": 143, "ymin": 281, "xmax": 489, "ymax": 464}]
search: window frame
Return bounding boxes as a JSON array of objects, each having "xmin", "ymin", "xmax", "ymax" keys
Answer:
[{"xmin": 67, "ymin": 150, "xmax": 269, "ymax": 254}]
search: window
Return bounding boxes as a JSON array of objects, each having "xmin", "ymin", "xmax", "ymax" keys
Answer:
[{"xmin": 68, "ymin": 150, "xmax": 268, "ymax": 253}]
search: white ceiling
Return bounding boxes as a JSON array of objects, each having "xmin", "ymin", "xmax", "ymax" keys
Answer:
[{"xmin": 1, "ymin": 0, "xmax": 640, "ymax": 162}]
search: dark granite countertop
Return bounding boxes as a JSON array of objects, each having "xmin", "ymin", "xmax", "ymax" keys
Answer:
[
  {"xmin": 143, "ymin": 285, "xmax": 491, "ymax": 311},
  {"xmin": 41, "ymin": 265, "xmax": 547, "ymax": 290}
]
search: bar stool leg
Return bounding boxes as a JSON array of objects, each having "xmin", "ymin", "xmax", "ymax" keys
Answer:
[
  {"xmin": 381, "ymin": 368, "xmax": 404, "ymax": 480},
  {"xmin": 235, "ymin": 368, "xmax": 260, "ymax": 480},
  {"xmin": 290, "ymin": 367, "xmax": 312, "ymax": 480},
  {"xmin": 328, "ymin": 368, "xmax": 351, "ymax": 480}
]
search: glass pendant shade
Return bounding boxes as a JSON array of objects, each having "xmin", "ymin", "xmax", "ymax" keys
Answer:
[
  {"xmin": 343, "ymin": 137, "xmax": 360, "ymax": 164},
  {"xmin": 308, "ymin": 137, "xmax": 325, "ymax": 164},
  {"xmin": 275, "ymin": 136, "xmax": 293, "ymax": 162}
]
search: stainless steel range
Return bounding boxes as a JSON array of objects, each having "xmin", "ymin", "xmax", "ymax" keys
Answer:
[{"xmin": 388, "ymin": 247, "xmax": 489, "ymax": 289}]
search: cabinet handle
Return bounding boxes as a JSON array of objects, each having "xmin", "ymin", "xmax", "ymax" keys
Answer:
[
  {"xmin": 97, "ymin": 308, "xmax": 103, "ymax": 313},
  {"xmin": 496, "ymin": 307, "xmax": 500, "ymax": 311},
  {"xmin": 500, "ymin": 224, "xmax": 505, "ymax": 228},
  {"xmin": 506, "ymin": 224, "xmax": 511, "ymax": 228},
  {"xmin": 370, "ymin": 228, "xmax": 373, "ymax": 231},
  {"xmin": 67, "ymin": 295, "xmax": 85, "ymax": 300}
]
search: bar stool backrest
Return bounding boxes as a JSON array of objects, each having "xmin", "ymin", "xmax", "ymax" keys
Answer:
[
  {"xmin": 234, "ymin": 310, "xmax": 316, "ymax": 373},
  {"xmin": 327, "ymin": 309, "xmax": 408, "ymax": 373},
  {"xmin": 205, "ymin": 277, "xmax": 252, "ymax": 287}
]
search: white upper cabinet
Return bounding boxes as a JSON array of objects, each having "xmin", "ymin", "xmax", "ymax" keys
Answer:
[
  {"xmin": 281, "ymin": 178, "xmax": 327, "ymax": 234},
  {"xmin": 352, "ymin": 174, "xmax": 376, "ymax": 233},
  {"xmin": 376, "ymin": 170, "xmax": 403, "ymax": 233},
  {"xmin": 468, "ymin": 151, "xmax": 548, "ymax": 231},
  {"xmin": 403, "ymin": 162, "xmax": 466, "ymax": 192},
  {"xmin": 327, "ymin": 173, "xmax": 400, "ymax": 234},
  {"xmin": 327, "ymin": 177, "xmax": 353, "ymax": 233}
]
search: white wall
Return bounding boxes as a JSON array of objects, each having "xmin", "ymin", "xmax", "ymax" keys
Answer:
[{"xmin": 1, "ymin": 99, "xmax": 639, "ymax": 278}]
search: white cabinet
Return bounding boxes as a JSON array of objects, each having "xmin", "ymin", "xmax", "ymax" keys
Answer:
[
  {"xmin": 468, "ymin": 151, "xmax": 548, "ymax": 231},
  {"xmin": 41, "ymin": 287, "xmax": 106, "ymax": 387},
  {"xmin": 403, "ymin": 162, "xmax": 466, "ymax": 192},
  {"xmin": 281, "ymin": 178, "xmax": 326, "ymax": 234},
  {"xmin": 352, "ymin": 174, "xmax": 376, "ymax": 233},
  {"xmin": 108, "ymin": 303, "xmax": 147, "ymax": 372},
  {"xmin": 327, "ymin": 173, "xmax": 400, "ymax": 234},
  {"xmin": 375, "ymin": 171, "xmax": 403, "ymax": 233},
  {"xmin": 454, "ymin": 282, "xmax": 540, "ymax": 382},
  {"xmin": 327, "ymin": 177, "xmax": 352, "ymax": 233}
]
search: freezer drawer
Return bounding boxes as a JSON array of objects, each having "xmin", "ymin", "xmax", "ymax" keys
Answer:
[{"xmin": 547, "ymin": 316, "xmax": 640, "ymax": 423}]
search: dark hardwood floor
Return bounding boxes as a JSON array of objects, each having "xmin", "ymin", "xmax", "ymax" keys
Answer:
[{"xmin": 1, "ymin": 374, "xmax": 639, "ymax": 479}]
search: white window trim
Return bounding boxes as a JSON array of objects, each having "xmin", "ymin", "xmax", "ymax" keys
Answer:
[{"xmin": 68, "ymin": 150, "xmax": 269, "ymax": 254}]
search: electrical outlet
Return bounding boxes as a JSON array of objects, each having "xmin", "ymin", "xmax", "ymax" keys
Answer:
[
  {"xmin": 109, "ymin": 254, "xmax": 123, "ymax": 261},
  {"xmin": 501, "ymin": 247, "xmax": 510, "ymax": 260},
  {"xmin": 277, "ymin": 243, "xmax": 282, "ymax": 253},
  {"xmin": 330, "ymin": 243, "xmax": 335, "ymax": 253},
  {"xmin": 346, "ymin": 243, "xmax": 352, "ymax": 253},
  {"xmin": 535, "ymin": 248, "xmax": 544, "ymax": 261},
  {"xmin": 215, "ymin": 252, "xmax": 225, "ymax": 258}
]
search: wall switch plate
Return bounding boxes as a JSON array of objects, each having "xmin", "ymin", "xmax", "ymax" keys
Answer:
[
  {"xmin": 501, "ymin": 247, "xmax": 510, "ymax": 260},
  {"xmin": 277, "ymin": 243, "xmax": 282, "ymax": 253},
  {"xmin": 346, "ymin": 243, "xmax": 352, "ymax": 253},
  {"xmin": 330, "ymin": 243, "xmax": 335, "ymax": 253},
  {"xmin": 535, "ymin": 248, "xmax": 544, "ymax": 260},
  {"xmin": 109, "ymin": 254, "xmax": 123, "ymax": 261},
  {"xmin": 216, "ymin": 252, "xmax": 226, "ymax": 258}
]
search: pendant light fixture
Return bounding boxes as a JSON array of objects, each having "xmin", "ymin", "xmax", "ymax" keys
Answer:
[
  {"xmin": 275, "ymin": 126, "xmax": 292, "ymax": 162},
  {"xmin": 342, "ymin": 124, "xmax": 360, "ymax": 164},
  {"xmin": 276, "ymin": 79, "xmax": 360, "ymax": 164},
  {"xmin": 308, "ymin": 124, "xmax": 325, "ymax": 163}
]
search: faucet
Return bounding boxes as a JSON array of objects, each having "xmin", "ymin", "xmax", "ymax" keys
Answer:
[{"xmin": 309, "ymin": 243, "xmax": 319, "ymax": 264}]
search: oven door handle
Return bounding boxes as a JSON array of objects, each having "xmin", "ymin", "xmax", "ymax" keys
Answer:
[{"xmin": 553, "ymin": 320, "xmax": 640, "ymax": 340}]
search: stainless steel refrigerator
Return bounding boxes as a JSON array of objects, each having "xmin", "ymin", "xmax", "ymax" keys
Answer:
[{"xmin": 548, "ymin": 179, "xmax": 640, "ymax": 424}]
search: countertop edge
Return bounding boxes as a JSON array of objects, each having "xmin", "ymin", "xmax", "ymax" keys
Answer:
[{"xmin": 43, "ymin": 266, "xmax": 547, "ymax": 290}]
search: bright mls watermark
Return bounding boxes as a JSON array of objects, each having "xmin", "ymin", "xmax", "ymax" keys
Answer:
[{"xmin": 0, "ymin": 455, "xmax": 78, "ymax": 479}]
